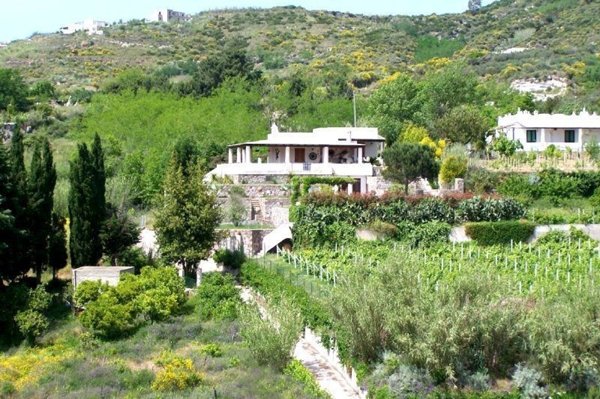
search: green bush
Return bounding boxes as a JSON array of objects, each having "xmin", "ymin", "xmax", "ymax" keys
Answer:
[
  {"xmin": 196, "ymin": 272, "xmax": 241, "ymax": 320},
  {"xmin": 464, "ymin": 168, "xmax": 499, "ymax": 195},
  {"xmin": 14, "ymin": 309, "xmax": 49, "ymax": 345},
  {"xmin": 439, "ymin": 156, "xmax": 467, "ymax": 184},
  {"xmin": 73, "ymin": 280, "xmax": 110, "ymax": 308},
  {"xmin": 456, "ymin": 197, "xmax": 526, "ymax": 223},
  {"xmin": 213, "ymin": 248, "xmax": 246, "ymax": 269},
  {"xmin": 240, "ymin": 296, "xmax": 303, "ymax": 371},
  {"xmin": 79, "ymin": 291, "xmax": 139, "ymax": 339},
  {"xmin": 411, "ymin": 222, "xmax": 451, "ymax": 247},
  {"xmin": 284, "ymin": 359, "xmax": 330, "ymax": 398},
  {"xmin": 199, "ymin": 343, "xmax": 223, "ymax": 358},
  {"xmin": 498, "ymin": 174, "xmax": 538, "ymax": 203},
  {"xmin": 79, "ymin": 267, "xmax": 185, "ymax": 338},
  {"xmin": 465, "ymin": 221, "xmax": 536, "ymax": 246}
]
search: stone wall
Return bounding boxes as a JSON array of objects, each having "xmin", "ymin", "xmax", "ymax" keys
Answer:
[
  {"xmin": 216, "ymin": 184, "xmax": 289, "ymax": 199},
  {"xmin": 218, "ymin": 229, "xmax": 272, "ymax": 256},
  {"xmin": 232, "ymin": 175, "xmax": 291, "ymax": 185},
  {"xmin": 217, "ymin": 197, "xmax": 290, "ymax": 226}
]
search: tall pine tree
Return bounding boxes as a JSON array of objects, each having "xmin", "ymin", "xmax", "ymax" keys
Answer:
[{"xmin": 28, "ymin": 138, "xmax": 57, "ymax": 281}]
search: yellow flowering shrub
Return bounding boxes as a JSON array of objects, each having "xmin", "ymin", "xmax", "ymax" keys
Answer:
[
  {"xmin": 0, "ymin": 343, "xmax": 76, "ymax": 391},
  {"xmin": 151, "ymin": 353, "xmax": 204, "ymax": 392},
  {"xmin": 420, "ymin": 136, "xmax": 446, "ymax": 158}
]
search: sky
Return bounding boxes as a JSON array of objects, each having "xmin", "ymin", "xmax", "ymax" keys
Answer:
[{"xmin": 0, "ymin": 0, "xmax": 495, "ymax": 43}]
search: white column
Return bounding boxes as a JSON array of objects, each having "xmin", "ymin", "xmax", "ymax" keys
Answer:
[
  {"xmin": 360, "ymin": 177, "xmax": 367, "ymax": 193},
  {"xmin": 236, "ymin": 147, "xmax": 242, "ymax": 163},
  {"xmin": 540, "ymin": 128, "xmax": 546, "ymax": 149},
  {"xmin": 347, "ymin": 183, "xmax": 353, "ymax": 195},
  {"xmin": 245, "ymin": 145, "xmax": 251, "ymax": 164},
  {"xmin": 357, "ymin": 147, "xmax": 363, "ymax": 164},
  {"xmin": 578, "ymin": 128, "xmax": 583, "ymax": 151},
  {"xmin": 228, "ymin": 148, "xmax": 233, "ymax": 164},
  {"xmin": 323, "ymin": 146, "xmax": 329, "ymax": 164},
  {"xmin": 285, "ymin": 146, "xmax": 291, "ymax": 164}
]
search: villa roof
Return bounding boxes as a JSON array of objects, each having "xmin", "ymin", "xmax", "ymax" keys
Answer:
[
  {"xmin": 498, "ymin": 109, "xmax": 600, "ymax": 129},
  {"xmin": 228, "ymin": 126, "xmax": 385, "ymax": 148}
]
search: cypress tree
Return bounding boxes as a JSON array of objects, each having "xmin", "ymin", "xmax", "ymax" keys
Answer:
[
  {"xmin": 48, "ymin": 212, "xmax": 67, "ymax": 279},
  {"xmin": 8, "ymin": 127, "xmax": 31, "ymax": 270},
  {"xmin": 28, "ymin": 138, "xmax": 56, "ymax": 281},
  {"xmin": 90, "ymin": 133, "xmax": 105, "ymax": 262},
  {"xmin": 0, "ymin": 145, "xmax": 27, "ymax": 284},
  {"xmin": 69, "ymin": 143, "xmax": 95, "ymax": 267}
]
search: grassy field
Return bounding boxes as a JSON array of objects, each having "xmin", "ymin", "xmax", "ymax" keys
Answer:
[{"xmin": 0, "ymin": 289, "xmax": 320, "ymax": 399}]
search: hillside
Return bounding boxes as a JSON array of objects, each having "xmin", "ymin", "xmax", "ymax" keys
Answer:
[{"xmin": 1, "ymin": 0, "xmax": 599, "ymax": 93}]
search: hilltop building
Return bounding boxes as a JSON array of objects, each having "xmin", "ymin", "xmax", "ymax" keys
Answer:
[
  {"xmin": 206, "ymin": 124, "xmax": 386, "ymax": 194},
  {"xmin": 60, "ymin": 19, "xmax": 108, "ymax": 35},
  {"xmin": 148, "ymin": 9, "xmax": 187, "ymax": 23},
  {"xmin": 496, "ymin": 109, "xmax": 600, "ymax": 151}
]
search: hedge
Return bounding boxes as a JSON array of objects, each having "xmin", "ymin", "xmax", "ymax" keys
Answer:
[
  {"xmin": 464, "ymin": 221, "xmax": 536, "ymax": 246},
  {"xmin": 292, "ymin": 193, "xmax": 526, "ymax": 247}
]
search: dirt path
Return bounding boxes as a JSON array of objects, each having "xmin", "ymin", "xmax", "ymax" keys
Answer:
[{"xmin": 240, "ymin": 287, "xmax": 365, "ymax": 399}]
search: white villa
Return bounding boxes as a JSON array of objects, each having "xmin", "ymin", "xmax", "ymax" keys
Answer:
[
  {"xmin": 60, "ymin": 19, "xmax": 108, "ymax": 35},
  {"xmin": 207, "ymin": 125, "xmax": 386, "ymax": 193},
  {"xmin": 147, "ymin": 9, "xmax": 187, "ymax": 23},
  {"xmin": 496, "ymin": 109, "xmax": 600, "ymax": 151}
]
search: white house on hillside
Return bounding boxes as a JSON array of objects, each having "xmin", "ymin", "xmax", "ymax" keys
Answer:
[
  {"xmin": 496, "ymin": 109, "xmax": 600, "ymax": 151},
  {"xmin": 148, "ymin": 9, "xmax": 187, "ymax": 23},
  {"xmin": 60, "ymin": 19, "xmax": 108, "ymax": 35},
  {"xmin": 206, "ymin": 125, "xmax": 385, "ymax": 193}
]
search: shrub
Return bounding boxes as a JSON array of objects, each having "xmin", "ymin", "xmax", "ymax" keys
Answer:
[
  {"xmin": 456, "ymin": 197, "xmax": 526, "ymax": 222},
  {"xmin": 79, "ymin": 291, "xmax": 138, "ymax": 339},
  {"xmin": 465, "ymin": 168, "xmax": 499, "ymax": 195},
  {"xmin": 366, "ymin": 220, "xmax": 398, "ymax": 239},
  {"xmin": 213, "ymin": 248, "xmax": 246, "ymax": 269},
  {"xmin": 498, "ymin": 174, "xmax": 538, "ymax": 203},
  {"xmin": 567, "ymin": 366, "xmax": 600, "ymax": 393},
  {"xmin": 387, "ymin": 365, "xmax": 435, "ymax": 399},
  {"xmin": 284, "ymin": 359, "xmax": 330, "ymax": 398},
  {"xmin": 409, "ymin": 222, "xmax": 451, "ymax": 247},
  {"xmin": 196, "ymin": 272, "xmax": 241, "ymax": 320},
  {"xmin": 136, "ymin": 286, "xmax": 180, "ymax": 322},
  {"xmin": 439, "ymin": 156, "xmax": 468, "ymax": 184},
  {"xmin": 465, "ymin": 371, "xmax": 491, "ymax": 391},
  {"xmin": 240, "ymin": 296, "xmax": 303, "ymax": 371},
  {"xmin": 465, "ymin": 221, "xmax": 536, "ymax": 246},
  {"xmin": 410, "ymin": 198, "xmax": 455, "ymax": 224},
  {"xmin": 535, "ymin": 227, "xmax": 592, "ymax": 246},
  {"xmin": 199, "ymin": 343, "xmax": 223, "ymax": 358},
  {"xmin": 152, "ymin": 354, "xmax": 204, "ymax": 391},
  {"xmin": 73, "ymin": 280, "xmax": 110, "ymax": 308},
  {"xmin": 14, "ymin": 310, "xmax": 49, "ymax": 345},
  {"xmin": 512, "ymin": 364, "xmax": 548, "ymax": 399}
]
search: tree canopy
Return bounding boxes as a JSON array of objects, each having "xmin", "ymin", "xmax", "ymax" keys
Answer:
[{"xmin": 382, "ymin": 143, "xmax": 439, "ymax": 193}]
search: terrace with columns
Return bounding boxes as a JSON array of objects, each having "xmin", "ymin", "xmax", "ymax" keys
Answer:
[{"xmin": 207, "ymin": 124, "xmax": 385, "ymax": 194}]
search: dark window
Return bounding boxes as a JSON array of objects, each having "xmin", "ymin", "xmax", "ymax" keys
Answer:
[
  {"xmin": 565, "ymin": 129, "xmax": 576, "ymax": 143},
  {"xmin": 526, "ymin": 130, "xmax": 537, "ymax": 143}
]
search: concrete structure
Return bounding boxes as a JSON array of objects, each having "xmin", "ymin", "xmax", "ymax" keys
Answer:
[
  {"xmin": 60, "ymin": 19, "xmax": 108, "ymax": 35},
  {"xmin": 496, "ymin": 109, "xmax": 600, "ymax": 152},
  {"xmin": 148, "ymin": 9, "xmax": 187, "ymax": 23},
  {"xmin": 72, "ymin": 266, "xmax": 134, "ymax": 289},
  {"xmin": 207, "ymin": 124, "xmax": 385, "ymax": 193}
]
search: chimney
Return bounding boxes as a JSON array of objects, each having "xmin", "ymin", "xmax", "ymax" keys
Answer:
[{"xmin": 271, "ymin": 122, "xmax": 279, "ymax": 135}]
